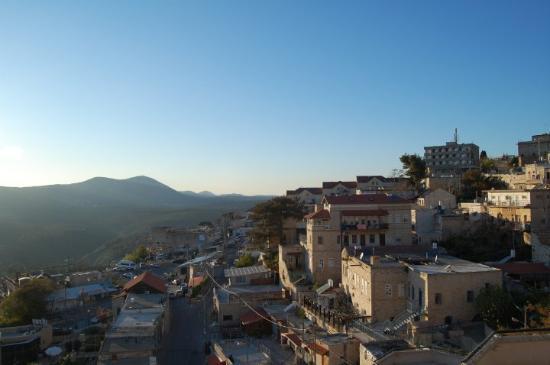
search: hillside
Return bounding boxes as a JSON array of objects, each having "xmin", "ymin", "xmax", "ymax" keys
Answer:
[{"xmin": 0, "ymin": 176, "xmax": 270, "ymax": 273}]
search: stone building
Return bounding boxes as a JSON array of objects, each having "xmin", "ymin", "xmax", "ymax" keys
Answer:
[
  {"xmin": 518, "ymin": 133, "xmax": 550, "ymax": 165},
  {"xmin": 303, "ymin": 194, "xmax": 413, "ymax": 285}
]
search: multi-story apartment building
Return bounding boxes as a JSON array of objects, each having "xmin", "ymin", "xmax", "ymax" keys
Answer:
[
  {"xmin": 518, "ymin": 133, "xmax": 550, "ymax": 165},
  {"xmin": 424, "ymin": 141, "xmax": 480, "ymax": 177},
  {"xmin": 342, "ymin": 250, "xmax": 502, "ymax": 328},
  {"xmin": 302, "ymin": 194, "xmax": 413, "ymax": 285}
]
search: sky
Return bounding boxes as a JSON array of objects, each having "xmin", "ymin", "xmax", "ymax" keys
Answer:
[{"xmin": 0, "ymin": 1, "xmax": 549, "ymax": 195}]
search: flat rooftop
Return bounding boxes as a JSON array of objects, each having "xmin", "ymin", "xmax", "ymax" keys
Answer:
[
  {"xmin": 111, "ymin": 309, "xmax": 163, "ymax": 334},
  {"xmin": 407, "ymin": 256, "xmax": 500, "ymax": 274},
  {"xmin": 364, "ymin": 339, "xmax": 412, "ymax": 359},
  {"xmin": 215, "ymin": 340, "xmax": 270, "ymax": 365},
  {"xmin": 123, "ymin": 293, "xmax": 165, "ymax": 310},
  {"xmin": 100, "ymin": 335, "xmax": 157, "ymax": 354},
  {"xmin": 224, "ymin": 265, "xmax": 270, "ymax": 278},
  {"xmin": 215, "ymin": 284, "xmax": 283, "ymax": 303}
]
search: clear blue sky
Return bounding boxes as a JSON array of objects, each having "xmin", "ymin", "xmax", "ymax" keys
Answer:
[{"xmin": 0, "ymin": 0, "xmax": 548, "ymax": 194}]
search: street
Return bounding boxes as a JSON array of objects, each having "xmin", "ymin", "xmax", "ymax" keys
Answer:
[{"xmin": 159, "ymin": 290, "xmax": 213, "ymax": 365}]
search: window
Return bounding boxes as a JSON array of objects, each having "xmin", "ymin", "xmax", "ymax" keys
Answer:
[
  {"xmin": 337, "ymin": 235, "xmax": 341, "ymax": 244},
  {"xmin": 384, "ymin": 283, "xmax": 392, "ymax": 297},
  {"xmin": 435, "ymin": 293, "xmax": 442, "ymax": 305},
  {"xmin": 369, "ymin": 234, "xmax": 375, "ymax": 244},
  {"xmin": 467, "ymin": 290, "xmax": 474, "ymax": 303},
  {"xmin": 317, "ymin": 236, "xmax": 323, "ymax": 245},
  {"xmin": 360, "ymin": 234, "xmax": 366, "ymax": 246},
  {"xmin": 398, "ymin": 284, "xmax": 405, "ymax": 298},
  {"xmin": 223, "ymin": 315, "xmax": 233, "ymax": 321},
  {"xmin": 318, "ymin": 259, "xmax": 324, "ymax": 269},
  {"xmin": 328, "ymin": 258, "xmax": 336, "ymax": 268},
  {"xmin": 352, "ymin": 235, "xmax": 357, "ymax": 244}
]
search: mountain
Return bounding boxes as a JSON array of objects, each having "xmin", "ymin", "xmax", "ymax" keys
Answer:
[{"xmin": 0, "ymin": 176, "xmax": 271, "ymax": 273}]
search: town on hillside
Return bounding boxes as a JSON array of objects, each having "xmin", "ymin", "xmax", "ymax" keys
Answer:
[{"xmin": 1, "ymin": 131, "xmax": 550, "ymax": 365}]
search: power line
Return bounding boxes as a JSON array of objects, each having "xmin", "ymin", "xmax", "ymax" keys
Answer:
[{"xmin": 201, "ymin": 265, "xmax": 308, "ymax": 333}]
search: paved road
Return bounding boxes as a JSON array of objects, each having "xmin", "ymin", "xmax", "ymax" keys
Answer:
[{"xmin": 160, "ymin": 289, "xmax": 213, "ymax": 365}]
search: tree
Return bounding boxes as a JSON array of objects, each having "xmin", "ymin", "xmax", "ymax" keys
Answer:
[
  {"xmin": 124, "ymin": 244, "xmax": 148, "ymax": 263},
  {"xmin": 480, "ymin": 150, "xmax": 488, "ymax": 160},
  {"xmin": 0, "ymin": 278, "xmax": 55, "ymax": 325},
  {"xmin": 249, "ymin": 196, "xmax": 305, "ymax": 247},
  {"xmin": 476, "ymin": 285, "xmax": 515, "ymax": 329},
  {"xmin": 399, "ymin": 154, "xmax": 426, "ymax": 190},
  {"xmin": 508, "ymin": 156, "xmax": 519, "ymax": 168},
  {"xmin": 235, "ymin": 253, "xmax": 255, "ymax": 268},
  {"xmin": 480, "ymin": 158, "xmax": 496, "ymax": 173},
  {"xmin": 460, "ymin": 170, "xmax": 507, "ymax": 200}
]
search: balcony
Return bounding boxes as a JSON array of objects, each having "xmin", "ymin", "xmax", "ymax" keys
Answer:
[{"xmin": 340, "ymin": 223, "xmax": 389, "ymax": 231}]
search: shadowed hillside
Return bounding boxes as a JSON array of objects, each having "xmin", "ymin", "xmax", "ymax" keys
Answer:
[{"xmin": 0, "ymin": 176, "xmax": 271, "ymax": 273}]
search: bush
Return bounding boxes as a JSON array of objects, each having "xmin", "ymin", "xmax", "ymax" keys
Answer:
[{"xmin": 235, "ymin": 254, "xmax": 255, "ymax": 268}]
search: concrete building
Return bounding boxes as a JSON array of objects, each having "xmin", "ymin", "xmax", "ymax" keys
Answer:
[
  {"xmin": 98, "ymin": 293, "xmax": 168, "ymax": 365},
  {"xmin": 406, "ymin": 256, "xmax": 502, "ymax": 326},
  {"xmin": 47, "ymin": 282, "xmax": 117, "ymax": 312},
  {"xmin": 341, "ymin": 249, "xmax": 502, "ymax": 329},
  {"xmin": 303, "ymin": 194, "xmax": 413, "ymax": 286},
  {"xmin": 424, "ymin": 141, "xmax": 480, "ymax": 177},
  {"xmin": 360, "ymin": 339, "xmax": 462, "ymax": 365},
  {"xmin": 462, "ymin": 328, "xmax": 550, "ymax": 365},
  {"xmin": 213, "ymin": 285, "xmax": 286, "ymax": 328},
  {"xmin": 417, "ymin": 189, "xmax": 457, "ymax": 210},
  {"xmin": 0, "ymin": 321, "xmax": 53, "ymax": 365},
  {"xmin": 518, "ymin": 133, "xmax": 550, "ymax": 165}
]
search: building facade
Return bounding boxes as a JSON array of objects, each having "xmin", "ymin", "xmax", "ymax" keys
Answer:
[
  {"xmin": 424, "ymin": 141, "xmax": 480, "ymax": 177},
  {"xmin": 518, "ymin": 133, "xmax": 550, "ymax": 165},
  {"xmin": 303, "ymin": 194, "xmax": 413, "ymax": 285}
]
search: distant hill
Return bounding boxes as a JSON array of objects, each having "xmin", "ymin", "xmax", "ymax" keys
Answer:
[{"xmin": 0, "ymin": 176, "xmax": 271, "ymax": 273}]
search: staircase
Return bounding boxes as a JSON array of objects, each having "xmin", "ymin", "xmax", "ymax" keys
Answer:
[
  {"xmin": 315, "ymin": 279, "xmax": 334, "ymax": 295},
  {"xmin": 384, "ymin": 309, "xmax": 420, "ymax": 333}
]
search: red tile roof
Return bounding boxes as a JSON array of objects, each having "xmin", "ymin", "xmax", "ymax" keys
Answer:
[
  {"xmin": 322, "ymin": 181, "xmax": 357, "ymax": 189},
  {"xmin": 240, "ymin": 307, "xmax": 269, "ymax": 326},
  {"xmin": 492, "ymin": 262, "xmax": 550, "ymax": 275},
  {"xmin": 341, "ymin": 209, "xmax": 389, "ymax": 216},
  {"xmin": 307, "ymin": 342, "xmax": 329, "ymax": 356},
  {"xmin": 304, "ymin": 209, "xmax": 331, "ymax": 220},
  {"xmin": 123, "ymin": 271, "xmax": 167, "ymax": 294},
  {"xmin": 324, "ymin": 194, "xmax": 409, "ymax": 205},
  {"xmin": 189, "ymin": 275, "xmax": 205, "ymax": 287}
]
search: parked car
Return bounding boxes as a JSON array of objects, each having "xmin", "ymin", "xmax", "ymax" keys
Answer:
[{"xmin": 115, "ymin": 259, "xmax": 136, "ymax": 271}]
